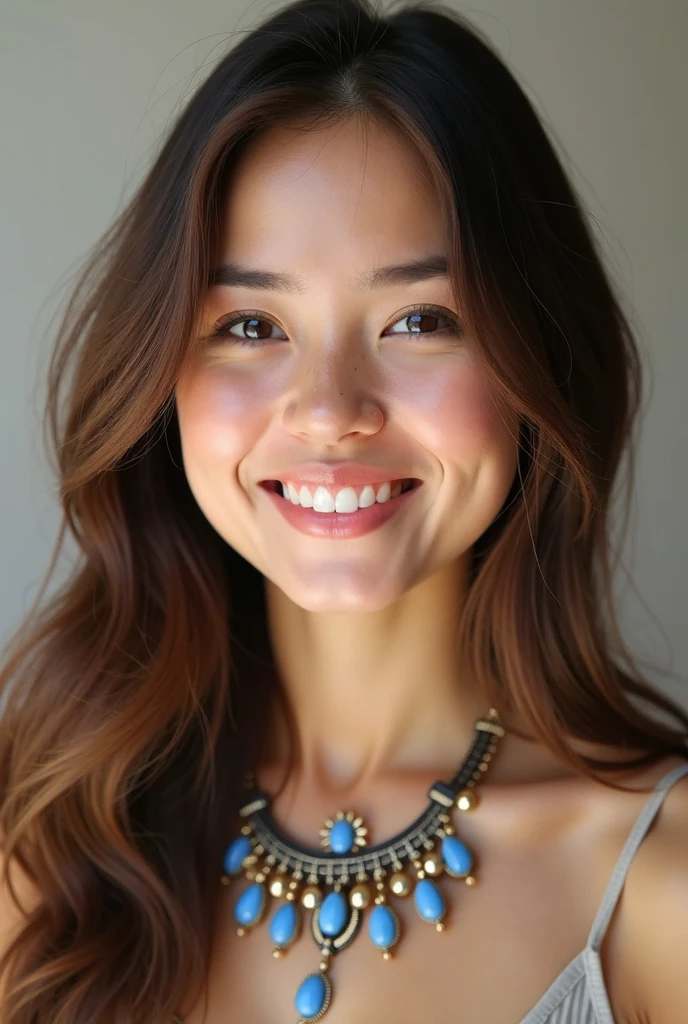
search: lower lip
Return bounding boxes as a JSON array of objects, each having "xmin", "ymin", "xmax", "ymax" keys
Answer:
[{"xmin": 259, "ymin": 481, "xmax": 422, "ymax": 539}]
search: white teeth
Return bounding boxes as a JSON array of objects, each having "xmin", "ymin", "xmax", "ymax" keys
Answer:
[
  {"xmin": 312, "ymin": 486, "xmax": 335, "ymax": 513},
  {"xmin": 298, "ymin": 483, "xmax": 315, "ymax": 507},
  {"xmin": 358, "ymin": 485, "xmax": 377, "ymax": 508},
  {"xmin": 280, "ymin": 479, "xmax": 411, "ymax": 513},
  {"xmin": 334, "ymin": 487, "xmax": 359, "ymax": 514}
]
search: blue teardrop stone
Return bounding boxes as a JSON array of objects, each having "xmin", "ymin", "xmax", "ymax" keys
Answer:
[
  {"xmin": 234, "ymin": 882, "xmax": 265, "ymax": 927},
  {"xmin": 295, "ymin": 973, "xmax": 328, "ymax": 1019},
  {"xmin": 368, "ymin": 904, "xmax": 398, "ymax": 948},
  {"xmin": 269, "ymin": 901, "xmax": 299, "ymax": 946},
  {"xmin": 223, "ymin": 835, "xmax": 252, "ymax": 875},
  {"xmin": 318, "ymin": 890, "xmax": 348, "ymax": 937},
  {"xmin": 442, "ymin": 835, "xmax": 473, "ymax": 877},
  {"xmin": 414, "ymin": 878, "xmax": 445, "ymax": 923},
  {"xmin": 329, "ymin": 819, "xmax": 355, "ymax": 854}
]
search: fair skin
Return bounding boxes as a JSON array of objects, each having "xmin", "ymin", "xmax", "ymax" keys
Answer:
[
  {"xmin": 171, "ymin": 115, "xmax": 688, "ymax": 1023},
  {"xmin": 1, "ymin": 116, "xmax": 686, "ymax": 1022}
]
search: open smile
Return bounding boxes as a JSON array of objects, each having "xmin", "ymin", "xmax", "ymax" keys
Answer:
[{"xmin": 261, "ymin": 481, "xmax": 421, "ymax": 544}]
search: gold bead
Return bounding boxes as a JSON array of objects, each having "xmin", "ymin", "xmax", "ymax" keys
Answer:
[
  {"xmin": 436, "ymin": 922, "xmax": 445, "ymax": 932},
  {"xmin": 422, "ymin": 852, "xmax": 444, "ymax": 877},
  {"xmin": 269, "ymin": 877, "xmax": 287, "ymax": 898},
  {"xmin": 237, "ymin": 927, "xmax": 246, "ymax": 937},
  {"xmin": 255, "ymin": 871, "xmax": 266, "ymax": 884},
  {"xmin": 374, "ymin": 894, "xmax": 385, "ymax": 905},
  {"xmin": 285, "ymin": 891, "xmax": 296, "ymax": 901},
  {"xmin": 382, "ymin": 950, "xmax": 392, "ymax": 960},
  {"xmin": 349, "ymin": 883, "xmax": 372, "ymax": 910},
  {"xmin": 220, "ymin": 874, "xmax": 230, "ymax": 886},
  {"xmin": 301, "ymin": 885, "xmax": 323, "ymax": 910},
  {"xmin": 464, "ymin": 874, "xmax": 477, "ymax": 887},
  {"xmin": 456, "ymin": 789, "xmax": 478, "ymax": 812},
  {"xmin": 444, "ymin": 824, "xmax": 455, "ymax": 836},
  {"xmin": 389, "ymin": 871, "xmax": 413, "ymax": 898},
  {"xmin": 319, "ymin": 960, "xmax": 328, "ymax": 971},
  {"xmin": 272, "ymin": 948, "xmax": 283, "ymax": 958},
  {"xmin": 416, "ymin": 869, "xmax": 425, "ymax": 880}
]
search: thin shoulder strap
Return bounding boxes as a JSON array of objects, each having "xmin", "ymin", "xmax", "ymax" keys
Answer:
[
  {"xmin": 587, "ymin": 761, "xmax": 688, "ymax": 951},
  {"xmin": 581, "ymin": 762, "xmax": 688, "ymax": 1024}
]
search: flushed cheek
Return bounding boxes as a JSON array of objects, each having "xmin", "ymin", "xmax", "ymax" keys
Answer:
[
  {"xmin": 401, "ymin": 360, "xmax": 516, "ymax": 469},
  {"xmin": 175, "ymin": 363, "xmax": 277, "ymax": 464}
]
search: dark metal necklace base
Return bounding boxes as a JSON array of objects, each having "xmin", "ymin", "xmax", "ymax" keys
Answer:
[{"xmin": 220, "ymin": 709, "xmax": 504, "ymax": 1023}]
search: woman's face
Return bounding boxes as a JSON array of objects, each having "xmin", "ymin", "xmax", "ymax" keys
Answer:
[{"xmin": 175, "ymin": 116, "xmax": 519, "ymax": 612}]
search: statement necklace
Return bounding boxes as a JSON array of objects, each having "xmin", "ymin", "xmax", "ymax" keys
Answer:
[{"xmin": 221, "ymin": 709, "xmax": 504, "ymax": 1023}]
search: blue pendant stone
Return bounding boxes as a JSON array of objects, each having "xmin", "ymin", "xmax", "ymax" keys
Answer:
[
  {"xmin": 234, "ymin": 882, "xmax": 265, "ymax": 927},
  {"xmin": 329, "ymin": 818, "xmax": 355, "ymax": 854},
  {"xmin": 295, "ymin": 972, "xmax": 328, "ymax": 1019},
  {"xmin": 368, "ymin": 904, "xmax": 398, "ymax": 949},
  {"xmin": 442, "ymin": 835, "xmax": 473, "ymax": 877},
  {"xmin": 318, "ymin": 890, "xmax": 348, "ymax": 937},
  {"xmin": 269, "ymin": 901, "xmax": 299, "ymax": 946},
  {"xmin": 223, "ymin": 835, "xmax": 252, "ymax": 876},
  {"xmin": 414, "ymin": 878, "xmax": 445, "ymax": 923}
]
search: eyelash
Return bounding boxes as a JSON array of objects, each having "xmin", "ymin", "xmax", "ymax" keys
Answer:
[{"xmin": 208, "ymin": 304, "xmax": 464, "ymax": 347}]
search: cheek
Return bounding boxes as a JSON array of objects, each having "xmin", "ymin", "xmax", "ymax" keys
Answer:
[
  {"xmin": 404, "ymin": 358, "xmax": 516, "ymax": 465},
  {"xmin": 175, "ymin": 363, "xmax": 272, "ymax": 464}
]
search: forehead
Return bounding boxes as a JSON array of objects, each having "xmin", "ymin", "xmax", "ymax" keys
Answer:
[{"xmin": 215, "ymin": 116, "xmax": 445, "ymax": 283}]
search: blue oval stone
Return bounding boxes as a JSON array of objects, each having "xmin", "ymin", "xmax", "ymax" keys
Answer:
[
  {"xmin": 295, "ymin": 973, "xmax": 328, "ymax": 1019},
  {"xmin": 442, "ymin": 836, "xmax": 473, "ymax": 877},
  {"xmin": 318, "ymin": 891, "xmax": 348, "ymax": 937},
  {"xmin": 234, "ymin": 882, "xmax": 265, "ymax": 927},
  {"xmin": 368, "ymin": 904, "xmax": 398, "ymax": 949},
  {"xmin": 223, "ymin": 835, "xmax": 252, "ymax": 875},
  {"xmin": 269, "ymin": 901, "xmax": 299, "ymax": 946},
  {"xmin": 414, "ymin": 878, "xmax": 445, "ymax": 923},
  {"xmin": 329, "ymin": 819, "xmax": 355, "ymax": 854}
]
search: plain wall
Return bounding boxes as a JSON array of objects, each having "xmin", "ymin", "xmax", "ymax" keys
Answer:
[{"xmin": 1, "ymin": 0, "xmax": 686, "ymax": 705}]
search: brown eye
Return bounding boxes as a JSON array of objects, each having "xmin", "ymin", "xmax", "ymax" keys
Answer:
[
  {"xmin": 384, "ymin": 305, "xmax": 463, "ymax": 339},
  {"xmin": 210, "ymin": 313, "xmax": 287, "ymax": 346}
]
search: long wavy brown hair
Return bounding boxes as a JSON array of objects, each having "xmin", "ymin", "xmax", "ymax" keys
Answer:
[{"xmin": 1, "ymin": 0, "xmax": 686, "ymax": 1020}]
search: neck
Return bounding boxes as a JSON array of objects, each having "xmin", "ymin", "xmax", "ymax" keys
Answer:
[{"xmin": 261, "ymin": 556, "xmax": 488, "ymax": 795}]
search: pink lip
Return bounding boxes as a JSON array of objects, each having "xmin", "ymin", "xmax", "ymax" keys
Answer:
[
  {"xmin": 259, "ymin": 480, "xmax": 422, "ymax": 539},
  {"xmin": 260, "ymin": 463, "xmax": 417, "ymax": 490}
]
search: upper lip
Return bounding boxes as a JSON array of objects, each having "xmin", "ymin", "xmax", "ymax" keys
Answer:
[{"xmin": 262, "ymin": 463, "xmax": 418, "ymax": 490}]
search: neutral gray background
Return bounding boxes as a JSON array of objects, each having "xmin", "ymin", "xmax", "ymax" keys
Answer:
[{"xmin": 1, "ymin": 1, "xmax": 686, "ymax": 706}]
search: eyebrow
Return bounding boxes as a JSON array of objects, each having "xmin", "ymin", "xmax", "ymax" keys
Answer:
[{"xmin": 208, "ymin": 254, "xmax": 449, "ymax": 293}]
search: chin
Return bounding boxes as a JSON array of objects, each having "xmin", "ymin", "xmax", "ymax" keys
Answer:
[{"xmin": 275, "ymin": 575, "xmax": 409, "ymax": 614}]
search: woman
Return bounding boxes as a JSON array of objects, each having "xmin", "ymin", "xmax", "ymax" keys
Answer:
[{"xmin": 1, "ymin": 0, "xmax": 686, "ymax": 1021}]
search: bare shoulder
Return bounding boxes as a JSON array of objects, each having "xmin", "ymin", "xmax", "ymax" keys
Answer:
[{"xmin": 620, "ymin": 757, "xmax": 688, "ymax": 1024}]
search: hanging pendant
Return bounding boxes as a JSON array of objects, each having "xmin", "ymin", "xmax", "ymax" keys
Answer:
[
  {"xmin": 214, "ymin": 709, "xmax": 505, "ymax": 1024},
  {"xmin": 270, "ymin": 900, "xmax": 302, "ymax": 956},
  {"xmin": 233, "ymin": 881, "xmax": 267, "ymax": 935},
  {"xmin": 295, "ymin": 968, "xmax": 332, "ymax": 1022}
]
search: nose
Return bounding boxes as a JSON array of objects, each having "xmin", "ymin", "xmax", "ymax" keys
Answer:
[{"xmin": 282, "ymin": 342, "xmax": 384, "ymax": 444}]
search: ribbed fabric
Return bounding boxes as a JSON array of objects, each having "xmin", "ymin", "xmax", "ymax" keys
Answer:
[{"xmin": 172, "ymin": 762, "xmax": 688, "ymax": 1024}]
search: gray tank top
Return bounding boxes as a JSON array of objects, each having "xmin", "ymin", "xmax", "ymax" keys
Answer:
[
  {"xmin": 516, "ymin": 761, "xmax": 688, "ymax": 1023},
  {"xmin": 172, "ymin": 762, "xmax": 688, "ymax": 1024}
]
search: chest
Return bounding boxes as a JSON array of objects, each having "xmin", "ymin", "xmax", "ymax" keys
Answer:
[{"xmin": 180, "ymin": 832, "xmax": 632, "ymax": 1024}]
